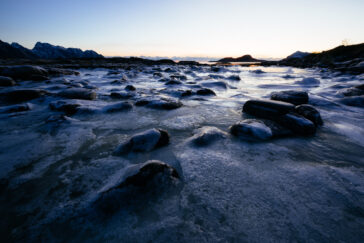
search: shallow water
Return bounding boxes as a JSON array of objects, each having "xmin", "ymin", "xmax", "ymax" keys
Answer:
[{"xmin": 0, "ymin": 65, "xmax": 363, "ymax": 242}]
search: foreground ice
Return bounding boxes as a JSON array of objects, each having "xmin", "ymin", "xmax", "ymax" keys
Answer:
[{"xmin": 0, "ymin": 65, "xmax": 363, "ymax": 242}]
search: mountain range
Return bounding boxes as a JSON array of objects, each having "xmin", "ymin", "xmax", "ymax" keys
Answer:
[{"xmin": 0, "ymin": 40, "xmax": 103, "ymax": 59}]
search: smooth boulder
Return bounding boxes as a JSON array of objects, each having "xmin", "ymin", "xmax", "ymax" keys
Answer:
[
  {"xmin": 243, "ymin": 99, "xmax": 295, "ymax": 118},
  {"xmin": 270, "ymin": 90, "xmax": 309, "ymax": 105},
  {"xmin": 295, "ymin": 104, "xmax": 323, "ymax": 126},
  {"xmin": 276, "ymin": 113, "xmax": 316, "ymax": 135},
  {"xmin": 114, "ymin": 128, "xmax": 169, "ymax": 155}
]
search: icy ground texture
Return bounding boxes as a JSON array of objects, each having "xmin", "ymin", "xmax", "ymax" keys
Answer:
[{"xmin": 1, "ymin": 65, "xmax": 364, "ymax": 242}]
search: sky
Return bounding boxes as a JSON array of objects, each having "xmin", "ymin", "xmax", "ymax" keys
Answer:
[{"xmin": 0, "ymin": 0, "xmax": 363, "ymax": 59}]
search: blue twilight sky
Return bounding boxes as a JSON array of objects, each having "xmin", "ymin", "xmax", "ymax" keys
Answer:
[{"xmin": 0, "ymin": 0, "xmax": 363, "ymax": 58}]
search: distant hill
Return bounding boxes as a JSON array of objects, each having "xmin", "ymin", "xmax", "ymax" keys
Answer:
[
  {"xmin": 285, "ymin": 51, "xmax": 310, "ymax": 59},
  {"xmin": 0, "ymin": 40, "xmax": 103, "ymax": 59},
  {"xmin": 217, "ymin": 54, "xmax": 261, "ymax": 63}
]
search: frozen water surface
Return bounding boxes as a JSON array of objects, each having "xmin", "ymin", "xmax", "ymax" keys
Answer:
[{"xmin": 0, "ymin": 65, "xmax": 363, "ymax": 242}]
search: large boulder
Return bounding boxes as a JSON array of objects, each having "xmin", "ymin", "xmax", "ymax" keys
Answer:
[
  {"xmin": 114, "ymin": 128, "xmax": 169, "ymax": 155},
  {"xmin": 0, "ymin": 65, "xmax": 48, "ymax": 81},
  {"xmin": 270, "ymin": 90, "xmax": 309, "ymax": 105},
  {"xmin": 243, "ymin": 99, "xmax": 295, "ymax": 118},
  {"xmin": 230, "ymin": 119, "xmax": 273, "ymax": 140},
  {"xmin": 275, "ymin": 113, "xmax": 316, "ymax": 135},
  {"xmin": 58, "ymin": 88, "xmax": 96, "ymax": 100},
  {"xmin": 0, "ymin": 76, "xmax": 16, "ymax": 86},
  {"xmin": 295, "ymin": 104, "xmax": 323, "ymax": 126},
  {"xmin": 188, "ymin": 126, "xmax": 228, "ymax": 146},
  {"xmin": 49, "ymin": 100, "xmax": 81, "ymax": 115}
]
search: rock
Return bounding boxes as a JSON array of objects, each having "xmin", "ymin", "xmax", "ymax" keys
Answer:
[
  {"xmin": 103, "ymin": 102, "xmax": 132, "ymax": 113},
  {"xmin": 201, "ymin": 81, "xmax": 227, "ymax": 89},
  {"xmin": 356, "ymin": 84, "xmax": 364, "ymax": 90},
  {"xmin": 209, "ymin": 74, "xmax": 225, "ymax": 79},
  {"xmin": 114, "ymin": 128, "xmax": 169, "ymax": 155},
  {"xmin": 188, "ymin": 126, "xmax": 228, "ymax": 146},
  {"xmin": 165, "ymin": 80, "xmax": 182, "ymax": 85},
  {"xmin": 295, "ymin": 104, "xmax": 323, "ymax": 126},
  {"xmin": 230, "ymin": 119, "xmax": 273, "ymax": 140},
  {"xmin": 0, "ymin": 76, "xmax": 16, "ymax": 86},
  {"xmin": 46, "ymin": 68, "xmax": 80, "ymax": 76},
  {"xmin": 0, "ymin": 103, "xmax": 30, "ymax": 113},
  {"xmin": 0, "ymin": 89, "xmax": 47, "ymax": 102},
  {"xmin": 270, "ymin": 90, "xmax": 309, "ymax": 105},
  {"xmin": 110, "ymin": 92, "xmax": 133, "ymax": 99},
  {"xmin": 0, "ymin": 65, "xmax": 48, "ymax": 81},
  {"xmin": 339, "ymin": 87, "xmax": 364, "ymax": 97},
  {"xmin": 339, "ymin": 96, "xmax": 364, "ymax": 107},
  {"xmin": 243, "ymin": 99, "xmax": 295, "ymax": 118},
  {"xmin": 276, "ymin": 113, "xmax": 316, "ymax": 135},
  {"xmin": 125, "ymin": 85, "xmax": 136, "ymax": 91},
  {"xmin": 135, "ymin": 97, "xmax": 182, "ymax": 110},
  {"xmin": 170, "ymin": 75, "xmax": 187, "ymax": 81},
  {"xmin": 261, "ymin": 119, "xmax": 294, "ymax": 137},
  {"xmin": 58, "ymin": 88, "xmax": 96, "ymax": 100},
  {"xmin": 295, "ymin": 77, "xmax": 320, "ymax": 85},
  {"xmin": 250, "ymin": 69, "xmax": 265, "ymax": 74},
  {"xmin": 227, "ymin": 75, "xmax": 241, "ymax": 81},
  {"xmin": 196, "ymin": 88, "xmax": 216, "ymax": 96},
  {"xmin": 49, "ymin": 100, "xmax": 81, "ymax": 115}
]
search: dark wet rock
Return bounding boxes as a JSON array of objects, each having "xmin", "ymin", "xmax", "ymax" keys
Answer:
[
  {"xmin": 125, "ymin": 85, "xmax": 136, "ymax": 91},
  {"xmin": 227, "ymin": 75, "xmax": 241, "ymax": 81},
  {"xmin": 58, "ymin": 88, "xmax": 96, "ymax": 100},
  {"xmin": 0, "ymin": 65, "xmax": 48, "ymax": 81},
  {"xmin": 147, "ymin": 98, "xmax": 183, "ymax": 110},
  {"xmin": 243, "ymin": 99, "xmax": 295, "ymax": 118},
  {"xmin": 196, "ymin": 88, "xmax": 216, "ymax": 96},
  {"xmin": 0, "ymin": 76, "xmax": 16, "ymax": 86},
  {"xmin": 162, "ymin": 89, "xmax": 192, "ymax": 98},
  {"xmin": 188, "ymin": 126, "xmax": 228, "ymax": 146},
  {"xmin": 0, "ymin": 103, "xmax": 30, "ymax": 113},
  {"xmin": 270, "ymin": 90, "xmax": 309, "ymax": 105},
  {"xmin": 208, "ymin": 74, "xmax": 224, "ymax": 79},
  {"xmin": 276, "ymin": 113, "xmax": 316, "ymax": 135},
  {"xmin": 356, "ymin": 84, "xmax": 364, "ymax": 90},
  {"xmin": 170, "ymin": 75, "xmax": 187, "ymax": 81},
  {"xmin": 339, "ymin": 87, "xmax": 364, "ymax": 97},
  {"xmin": 250, "ymin": 69, "xmax": 265, "ymax": 74},
  {"xmin": 135, "ymin": 99, "xmax": 150, "ymax": 106},
  {"xmin": 164, "ymin": 68, "xmax": 176, "ymax": 73},
  {"xmin": 201, "ymin": 81, "xmax": 227, "ymax": 89},
  {"xmin": 0, "ymin": 89, "xmax": 47, "ymax": 102},
  {"xmin": 211, "ymin": 66, "xmax": 221, "ymax": 72},
  {"xmin": 339, "ymin": 96, "xmax": 364, "ymax": 107},
  {"xmin": 295, "ymin": 104, "xmax": 323, "ymax": 126},
  {"xmin": 103, "ymin": 102, "xmax": 132, "ymax": 113},
  {"xmin": 230, "ymin": 119, "xmax": 273, "ymax": 140},
  {"xmin": 262, "ymin": 119, "xmax": 294, "ymax": 137},
  {"xmin": 110, "ymin": 92, "xmax": 133, "ymax": 99},
  {"xmin": 295, "ymin": 77, "xmax": 320, "ymax": 85},
  {"xmin": 49, "ymin": 100, "xmax": 81, "ymax": 115},
  {"xmin": 165, "ymin": 80, "xmax": 182, "ymax": 85},
  {"xmin": 114, "ymin": 128, "xmax": 169, "ymax": 155},
  {"xmin": 153, "ymin": 72, "xmax": 163, "ymax": 77}
]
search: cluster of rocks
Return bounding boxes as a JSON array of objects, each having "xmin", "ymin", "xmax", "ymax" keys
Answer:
[
  {"xmin": 338, "ymin": 84, "xmax": 364, "ymax": 107},
  {"xmin": 230, "ymin": 90, "xmax": 323, "ymax": 140}
]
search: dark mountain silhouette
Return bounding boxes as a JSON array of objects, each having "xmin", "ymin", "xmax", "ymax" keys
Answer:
[
  {"xmin": 0, "ymin": 40, "xmax": 103, "ymax": 59},
  {"xmin": 217, "ymin": 54, "xmax": 261, "ymax": 63}
]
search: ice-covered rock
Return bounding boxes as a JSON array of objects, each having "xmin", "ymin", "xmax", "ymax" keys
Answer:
[
  {"xmin": 270, "ymin": 90, "xmax": 309, "ymax": 105},
  {"xmin": 230, "ymin": 119, "xmax": 273, "ymax": 140},
  {"xmin": 135, "ymin": 97, "xmax": 183, "ymax": 110},
  {"xmin": 114, "ymin": 128, "xmax": 169, "ymax": 155},
  {"xmin": 188, "ymin": 126, "xmax": 228, "ymax": 146},
  {"xmin": 102, "ymin": 102, "xmax": 132, "ymax": 113}
]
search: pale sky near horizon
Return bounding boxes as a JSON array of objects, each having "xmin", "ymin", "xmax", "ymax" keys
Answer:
[{"xmin": 0, "ymin": 0, "xmax": 363, "ymax": 58}]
